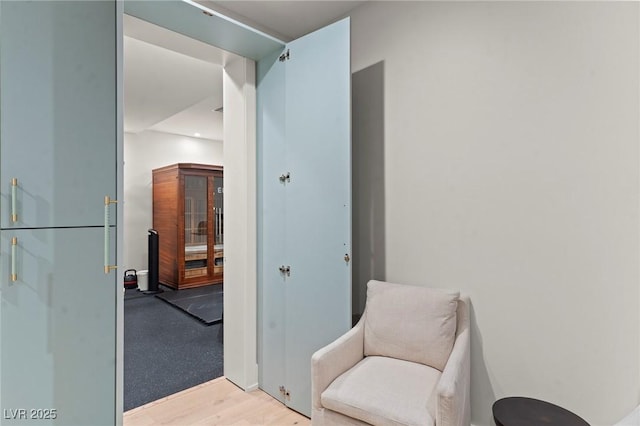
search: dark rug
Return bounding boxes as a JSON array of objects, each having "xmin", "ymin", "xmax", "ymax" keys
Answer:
[
  {"xmin": 155, "ymin": 284, "xmax": 223, "ymax": 325},
  {"xmin": 124, "ymin": 288, "xmax": 223, "ymax": 411}
]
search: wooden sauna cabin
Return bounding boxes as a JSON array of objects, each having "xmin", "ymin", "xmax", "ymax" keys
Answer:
[{"xmin": 152, "ymin": 163, "xmax": 224, "ymax": 289}]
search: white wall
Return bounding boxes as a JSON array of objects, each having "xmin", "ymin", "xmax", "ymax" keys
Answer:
[
  {"xmin": 123, "ymin": 130, "xmax": 223, "ymax": 271},
  {"xmin": 350, "ymin": 2, "xmax": 639, "ymax": 425}
]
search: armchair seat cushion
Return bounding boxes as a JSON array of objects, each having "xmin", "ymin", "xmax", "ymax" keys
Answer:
[{"xmin": 321, "ymin": 356, "xmax": 441, "ymax": 426}]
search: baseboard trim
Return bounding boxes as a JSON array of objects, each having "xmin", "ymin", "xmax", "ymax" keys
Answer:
[{"xmin": 245, "ymin": 382, "xmax": 259, "ymax": 392}]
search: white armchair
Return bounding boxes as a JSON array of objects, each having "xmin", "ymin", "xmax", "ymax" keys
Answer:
[{"xmin": 311, "ymin": 280, "xmax": 470, "ymax": 426}]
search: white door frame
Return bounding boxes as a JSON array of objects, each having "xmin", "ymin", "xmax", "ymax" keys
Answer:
[
  {"xmin": 220, "ymin": 56, "xmax": 259, "ymax": 392},
  {"xmin": 116, "ymin": 3, "xmax": 266, "ymax": 423}
]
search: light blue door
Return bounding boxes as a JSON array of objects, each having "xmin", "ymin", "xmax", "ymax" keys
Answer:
[
  {"xmin": 258, "ymin": 18, "xmax": 351, "ymax": 417},
  {"xmin": 0, "ymin": 1, "xmax": 118, "ymax": 425},
  {"xmin": 257, "ymin": 49, "xmax": 288, "ymax": 405}
]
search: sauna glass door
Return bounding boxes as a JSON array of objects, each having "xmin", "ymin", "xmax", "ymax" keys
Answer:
[
  {"xmin": 184, "ymin": 175, "xmax": 210, "ymax": 280},
  {"xmin": 213, "ymin": 175, "xmax": 224, "ymax": 278}
]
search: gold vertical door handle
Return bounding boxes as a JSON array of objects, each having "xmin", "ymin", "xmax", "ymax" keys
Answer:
[
  {"xmin": 11, "ymin": 178, "xmax": 18, "ymax": 223},
  {"xmin": 11, "ymin": 237, "xmax": 17, "ymax": 282},
  {"xmin": 104, "ymin": 196, "xmax": 118, "ymax": 274}
]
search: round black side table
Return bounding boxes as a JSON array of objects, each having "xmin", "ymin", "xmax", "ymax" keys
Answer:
[{"xmin": 492, "ymin": 397, "xmax": 590, "ymax": 426}]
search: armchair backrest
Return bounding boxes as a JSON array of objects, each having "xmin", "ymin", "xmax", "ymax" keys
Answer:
[{"xmin": 363, "ymin": 280, "xmax": 460, "ymax": 371}]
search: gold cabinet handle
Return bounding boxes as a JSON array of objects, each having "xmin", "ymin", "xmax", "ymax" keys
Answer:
[
  {"xmin": 11, "ymin": 237, "xmax": 17, "ymax": 282},
  {"xmin": 11, "ymin": 178, "xmax": 17, "ymax": 223},
  {"xmin": 104, "ymin": 196, "xmax": 117, "ymax": 274}
]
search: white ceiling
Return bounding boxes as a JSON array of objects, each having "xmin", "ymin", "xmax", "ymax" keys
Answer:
[
  {"xmin": 123, "ymin": 1, "xmax": 367, "ymax": 142},
  {"xmin": 124, "ymin": 15, "xmax": 224, "ymax": 141}
]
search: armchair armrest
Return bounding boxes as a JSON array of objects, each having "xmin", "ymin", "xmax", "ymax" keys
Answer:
[
  {"xmin": 311, "ymin": 315, "xmax": 365, "ymax": 411},
  {"xmin": 437, "ymin": 296, "xmax": 471, "ymax": 426}
]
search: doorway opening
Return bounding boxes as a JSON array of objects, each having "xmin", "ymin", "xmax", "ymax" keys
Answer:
[{"xmin": 121, "ymin": 14, "xmax": 228, "ymax": 411}]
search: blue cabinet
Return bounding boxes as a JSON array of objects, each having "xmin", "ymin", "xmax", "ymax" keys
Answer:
[
  {"xmin": 1, "ymin": 228, "xmax": 116, "ymax": 425},
  {"xmin": 0, "ymin": 2, "xmax": 118, "ymax": 424},
  {"xmin": 0, "ymin": 1, "xmax": 116, "ymax": 229}
]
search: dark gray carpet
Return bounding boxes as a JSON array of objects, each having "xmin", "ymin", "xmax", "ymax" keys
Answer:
[
  {"xmin": 124, "ymin": 288, "xmax": 223, "ymax": 411},
  {"xmin": 156, "ymin": 284, "xmax": 223, "ymax": 325}
]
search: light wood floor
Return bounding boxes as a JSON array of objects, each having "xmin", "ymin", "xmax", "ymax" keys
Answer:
[{"xmin": 123, "ymin": 377, "xmax": 311, "ymax": 426}]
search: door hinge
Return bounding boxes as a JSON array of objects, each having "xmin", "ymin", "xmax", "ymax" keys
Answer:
[
  {"xmin": 279, "ymin": 172, "xmax": 291, "ymax": 183},
  {"xmin": 279, "ymin": 385, "xmax": 291, "ymax": 400},
  {"xmin": 279, "ymin": 265, "xmax": 291, "ymax": 277},
  {"xmin": 279, "ymin": 49, "xmax": 290, "ymax": 62}
]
